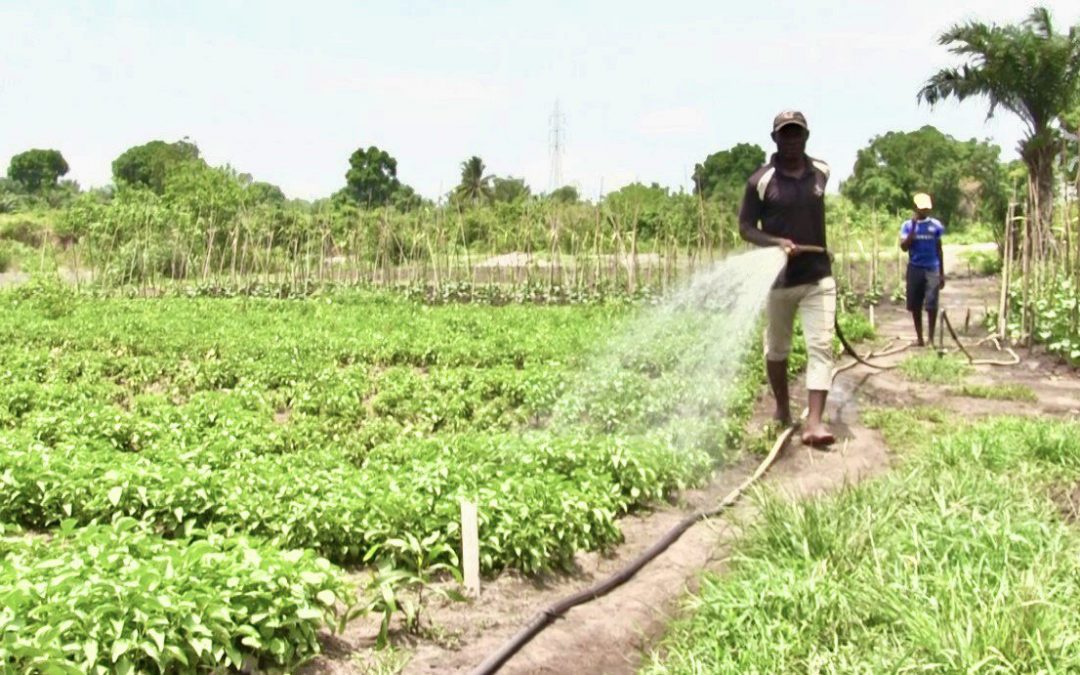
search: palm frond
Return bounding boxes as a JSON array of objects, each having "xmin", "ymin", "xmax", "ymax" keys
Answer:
[
  {"xmin": 919, "ymin": 7, "xmax": 1080, "ymax": 139},
  {"xmin": 1026, "ymin": 6, "xmax": 1054, "ymax": 39}
]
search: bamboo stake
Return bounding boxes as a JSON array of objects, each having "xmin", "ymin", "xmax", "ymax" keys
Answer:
[
  {"xmin": 998, "ymin": 202, "xmax": 1014, "ymax": 342},
  {"xmin": 870, "ymin": 207, "xmax": 879, "ymax": 292},
  {"xmin": 1021, "ymin": 195, "xmax": 1032, "ymax": 348}
]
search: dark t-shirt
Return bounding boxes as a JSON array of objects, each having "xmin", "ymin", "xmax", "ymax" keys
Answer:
[{"xmin": 738, "ymin": 155, "xmax": 832, "ymax": 287}]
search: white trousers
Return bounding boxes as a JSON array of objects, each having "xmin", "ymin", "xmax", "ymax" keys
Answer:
[{"xmin": 765, "ymin": 276, "xmax": 836, "ymax": 392}]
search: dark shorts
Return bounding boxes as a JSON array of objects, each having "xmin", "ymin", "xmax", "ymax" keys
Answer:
[{"xmin": 906, "ymin": 265, "xmax": 940, "ymax": 312}]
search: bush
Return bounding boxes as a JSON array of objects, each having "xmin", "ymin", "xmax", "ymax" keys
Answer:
[
  {"xmin": 963, "ymin": 249, "xmax": 1002, "ymax": 276},
  {"xmin": 0, "ymin": 213, "xmax": 50, "ymax": 247},
  {"xmin": 0, "ymin": 241, "xmax": 13, "ymax": 273}
]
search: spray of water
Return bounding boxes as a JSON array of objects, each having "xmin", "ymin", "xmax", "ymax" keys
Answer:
[{"xmin": 553, "ymin": 247, "xmax": 788, "ymax": 457}]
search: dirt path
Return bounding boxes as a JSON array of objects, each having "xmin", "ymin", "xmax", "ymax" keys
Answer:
[
  {"xmin": 866, "ymin": 276, "xmax": 1080, "ymax": 418},
  {"xmin": 305, "ymin": 274, "xmax": 1076, "ymax": 675}
]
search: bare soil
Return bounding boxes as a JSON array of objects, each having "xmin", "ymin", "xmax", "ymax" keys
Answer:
[{"xmin": 1052, "ymin": 483, "xmax": 1080, "ymax": 524}]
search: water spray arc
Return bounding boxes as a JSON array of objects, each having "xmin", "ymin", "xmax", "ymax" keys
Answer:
[{"xmin": 471, "ymin": 248, "xmax": 1022, "ymax": 674}]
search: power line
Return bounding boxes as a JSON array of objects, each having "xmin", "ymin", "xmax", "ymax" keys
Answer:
[{"xmin": 548, "ymin": 100, "xmax": 565, "ymax": 191}]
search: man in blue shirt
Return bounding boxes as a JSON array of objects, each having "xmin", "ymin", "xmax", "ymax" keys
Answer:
[{"xmin": 899, "ymin": 192, "xmax": 945, "ymax": 346}]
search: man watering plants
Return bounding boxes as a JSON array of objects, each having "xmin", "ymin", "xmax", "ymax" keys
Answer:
[
  {"xmin": 899, "ymin": 192, "xmax": 945, "ymax": 347},
  {"xmin": 738, "ymin": 110, "xmax": 836, "ymax": 447}
]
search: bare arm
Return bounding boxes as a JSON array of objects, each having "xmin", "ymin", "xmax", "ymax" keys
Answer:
[
  {"xmin": 937, "ymin": 238, "xmax": 945, "ymax": 289},
  {"xmin": 899, "ymin": 217, "xmax": 918, "ymax": 252}
]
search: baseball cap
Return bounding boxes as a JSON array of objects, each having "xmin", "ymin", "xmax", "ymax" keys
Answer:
[
  {"xmin": 913, "ymin": 193, "xmax": 933, "ymax": 210},
  {"xmin": 772, "ymin": 110, "xmax": 809, "ymax": 132}
]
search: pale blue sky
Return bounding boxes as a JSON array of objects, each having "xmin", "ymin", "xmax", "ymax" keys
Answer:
[{"xmin": 2, "ymin": 1, "xmax": 1078, "ymax": 201}]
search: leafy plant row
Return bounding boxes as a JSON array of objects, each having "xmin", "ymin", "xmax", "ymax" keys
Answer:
[
  {"xmin": 0, "ymin": 428, "xmax": 716, "ymax": 573},
  {"xmin": 0, "ymin": 518, "xmax": 351, "ymax": 673}
]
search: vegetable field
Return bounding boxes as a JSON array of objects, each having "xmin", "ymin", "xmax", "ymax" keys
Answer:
[{"xmin": 0, "ymin": 281, "xmax": 771, "ymax": 671}]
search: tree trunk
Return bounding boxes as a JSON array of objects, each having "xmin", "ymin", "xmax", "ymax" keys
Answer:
[{"xmin": 1024, "ymin": 136, "xmax": 1058, "ymax": 256}]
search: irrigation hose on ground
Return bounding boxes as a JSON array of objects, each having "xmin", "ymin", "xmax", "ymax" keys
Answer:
[
  {"xmin": 471, "ymin": 321, "xmax": 901, "ymax": 675},
  {"xmin": 834, "ymin": 318, "xmax": 902, "ymax": 370},
  {"xmin": 940, "ymin": 310, "xmax": 1020, "ymax": 367},
  {"xmin": 472, "ymin": 305, "xmax": 1022, "ymax": 674},
  {"xmin": 470, "ymin": 426, "xmax": 795, "ymax": 675}
]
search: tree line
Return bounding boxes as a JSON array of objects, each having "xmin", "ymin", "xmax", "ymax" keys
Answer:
[
  {"xmin": 4, "ymin": 123, "xmax": 1019, "ymax": 227},
  {"xmin": 0, "ymin": 5, "xmax": 1076, "ymax": 299}
]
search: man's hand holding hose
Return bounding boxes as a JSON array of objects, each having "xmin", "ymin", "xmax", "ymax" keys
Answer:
[
  {"xmin": 775, "ymin": 238, "xmax": 827, "ymax": 258},
  {"xmin": 776, "ymin": 238, "xmax": 799, "ymax": 256}
]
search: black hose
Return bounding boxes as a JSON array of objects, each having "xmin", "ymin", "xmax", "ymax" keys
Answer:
[
  {"xmin": 941, "ymin": 310, "xmax": 973, "ymax": 362},
  {"xmin": 940, "ymin": 310, "xmax": 1020, "ymax": 366},
  {"xmin": 470, "ymin": 513, "xmax": 704, "ymax": 674},
  {"xmin": 470, "ymin": 427, "xmax": 795, "ymax": 675},
  {"xmin": 834, "ymin": 316, "xmax": 891, "ymax": 369}
]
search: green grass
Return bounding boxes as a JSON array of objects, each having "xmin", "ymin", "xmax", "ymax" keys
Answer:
[
  {"xmin": 945, "ymin": 222, "xmax": 996, "ymax": 245},
  {"xmin": 952, "ymin": 382, "xmax": 1038, "ymax": 403},
  {"xmin": 642, "ymin": 416, "xmax": 1080, "ymax": 674},
  {"xmin": 743, "ymin": 420, "xmax": 786, "ymax": 457},
  {"xmin": 836, "ymin": 309, "xmax": 875, "ymax": 343},
  {"xmin": 898, "ymin": 352, "xmax": 972, "ymax": 384},
  {"xmin": 861, "ymin": 406, "xmax": 948, "ymax": 452}
]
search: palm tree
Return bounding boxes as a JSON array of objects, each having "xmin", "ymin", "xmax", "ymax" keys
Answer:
[
  {"xmin": 918, "ymin": 6, "xmax": 1080, "ymax": 245},
  {"xmin": 455, "ymin": 156, "xmax": 494, "ymax": 205}
]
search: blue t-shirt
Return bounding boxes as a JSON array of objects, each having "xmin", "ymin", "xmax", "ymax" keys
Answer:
[{"xmin": 899, "ymin": 217, "xmax": 944, "ymax": 270}]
